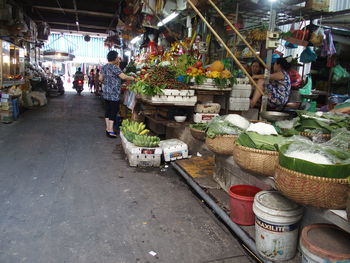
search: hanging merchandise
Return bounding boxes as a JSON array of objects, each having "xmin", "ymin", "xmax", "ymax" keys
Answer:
[
  {"xmin": 321, "ymin": 30, "xmax": 336, "ymax": 57},
  {"xmin": 147, "ymin": 34, "xmax": 158, "ymax": 55},
  {"xmin": 292, "ymin": 19, "xmax": 310, "ymax": 41},
  {"xmin": 299, "ymin": 75, "xmax": 312, "ymax": 95},
  {"xmin": 331, "ymin": 65, "xmax": 350, "ymax": 83},
  {"xmin": 285, "ymin": 41, "xmax": 298, "ymax": 49},
  {"xmin": 300, "ymin": 47, "xmax": 318, "ymax": 63},
  {"xmin": 309, "ymin": 26, "xmax": 324, "ymax": 46},
  {"xmin": 283, "ymin": 19, "xmax": 309, "ymax": 47},
  {"xmin": 289, "ymin": 68, "xmax": 302, "ymax": 88}
]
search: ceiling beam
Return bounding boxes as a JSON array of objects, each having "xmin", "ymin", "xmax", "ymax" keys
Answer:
[
  {"xmin": 32, "ymin": 5, "xmax": 115, "ymax": 18},
  {"xmin": 44, "ymin": 21, "xmax": 109, "ymax": 30}
]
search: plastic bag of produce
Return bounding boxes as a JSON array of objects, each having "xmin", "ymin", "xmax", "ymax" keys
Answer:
[{"xmin": 206, "ymin": 116, "xmax": 244, "ymax": 139}]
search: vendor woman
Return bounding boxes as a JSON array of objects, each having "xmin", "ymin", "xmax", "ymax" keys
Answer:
[{"xmin": 250, "ymin": 57, "xmax": 291, "ymax": 109}]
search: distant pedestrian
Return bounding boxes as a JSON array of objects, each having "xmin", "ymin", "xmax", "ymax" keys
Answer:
[
  {"xmin": 100, "ymin": 51, "xmax": 135, "ymax": 138},
  {"xmin": 94, "ymin": 69, "xmax": 100, "ymax": 94},
  {"xmin": 89, "ymin": 69, "xmax": 95, "ymax": 93}
]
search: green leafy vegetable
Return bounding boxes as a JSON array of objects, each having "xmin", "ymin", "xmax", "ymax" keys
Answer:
[{"xmin": 236, "ymin": 132, "xmax": 285, "ymax": 151}]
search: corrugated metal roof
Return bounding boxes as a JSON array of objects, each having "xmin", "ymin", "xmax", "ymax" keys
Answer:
[{"xmin": 44, "ymin": 33, "xmax": 109, "ymax": 59}]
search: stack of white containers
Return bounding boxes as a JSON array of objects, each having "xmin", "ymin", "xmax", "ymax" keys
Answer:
[
  {"xmin": 193, "ymin": 103, "xmax": 220, "ymax": 123},
  {"xmin": 229, "ymin": 78, "xmax": 252, "ymax": 111}
]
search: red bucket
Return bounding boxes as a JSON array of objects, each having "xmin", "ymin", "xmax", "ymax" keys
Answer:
[{"xmin": 229, "ymin": 185, "xmax": 261, "ymax": 225}]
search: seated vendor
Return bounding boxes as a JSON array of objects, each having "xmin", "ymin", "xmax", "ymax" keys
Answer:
[
  {"xmin": 250, "ymin": 57, "xmax": 291, "ymax": 109},
  {"xmin": 250, "ymin": 60, "xmax": 263, "ymax": 75}
]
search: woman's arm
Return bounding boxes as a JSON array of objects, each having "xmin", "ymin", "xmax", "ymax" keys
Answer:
[
  {"xmin": 118, "ymin": 72, "xmax": 135, "ymax": 81},
  {"xmin": 252, "ymin": 72, "xmax": 284, "ymax": 81}
]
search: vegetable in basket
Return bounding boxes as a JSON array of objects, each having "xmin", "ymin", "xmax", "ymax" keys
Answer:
[
  {"xmin": 206, "ymin": 116, "xmax": 244, "ymax": 139},
  {"xmin": 236, "ymin": 132, "xmax": 286, "ymax": 151}
]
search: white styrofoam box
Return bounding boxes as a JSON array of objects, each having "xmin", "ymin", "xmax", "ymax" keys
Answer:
[
  {"xmin": 231, "ymin": 84, "xmax": 252, "ymax": 98},
  {"xmin": 159, "ymin": 139, "xmax": 188, "ymax": 162},
  {"xmin": 1, "ymin": 98, "xmax": 9, "ymax": 103},
  {"xmin": 193, "ymin": 113, "xmax": 219, "ymax": 123},
  {"xmin": 145, "ymin": 95, "xmax": 197, "ymax": 106},
  {"xmin": 236, "ymin": 77, "xmax": 250, "ymax": 85},
  {"xmin": 229, "ymin": 97, "xmax": 250, "ymax": 111},
  {"xmin": 126, "ymin": 150, "xmax": 161, "ymax": 167},
  {"xmin": 120, "ymin": 133, "xmax": 162, "ymax": 167},
  {"xmin": 162, "ymin": 89, "xmax": 195, "ymax": 96},
  {"xmin": 195, "ymin": 103, "xmax": 221, "ymax": 113},
  {"xmin": 191, "ymin": 85, "xmax": 232, "ymax": 91}
]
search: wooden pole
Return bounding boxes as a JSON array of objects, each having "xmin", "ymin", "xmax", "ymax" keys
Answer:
[
  {"xmin": 187, "ymin": 0, "xmax": 264, "ymax": 96},
  {"xmin": 207, "ymin": 0, "xmax": 268, "ymax": 69}
]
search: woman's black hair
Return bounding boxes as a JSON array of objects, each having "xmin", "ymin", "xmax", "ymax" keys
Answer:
[
  {"xmin": 276, "ymin": 57, "xmax": 291, "ymax": 71},
  {"xmin": 107, "ymin": 50, "xmax": 118, "ymax": 62}
]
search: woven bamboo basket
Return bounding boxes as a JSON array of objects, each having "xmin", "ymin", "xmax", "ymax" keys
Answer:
[
  {"xmin": 189, "ymin": 127, "xmax": 206, "ymax": 141},
  {"xmin": 205, "ymin": 135, "xmax": 237, "ymax": 155},
  {"xmin": 300, "ymin": 132, "xmax": 331, "ymax": 141},
  {"xmin": 232, "ymin": 143, "xmax": 278, "ymax": 176},
  {"xmin": 275, "ymin": 164, "xmax": 349, "ymax": 209}
]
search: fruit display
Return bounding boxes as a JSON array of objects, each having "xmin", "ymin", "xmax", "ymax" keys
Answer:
[
  {"xmin": 246, "ymin": 28, "xmax": 267, "ymax": 41},
  {"xmin": 120, "ymin": 119, "xmax": 150, "ymax": 142},
  {"xmin": 133, "ymin": 134, "xmax": 161, "ymax": 147}
]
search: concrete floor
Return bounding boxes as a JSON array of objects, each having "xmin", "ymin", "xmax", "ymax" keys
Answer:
[{"xmin": 0, "ymin": 92, "xmax": 253, "ymax": 263}]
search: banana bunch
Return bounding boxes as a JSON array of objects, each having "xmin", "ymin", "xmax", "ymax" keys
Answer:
[
  {"xmin": 133, "ymin": 134, "xmax": 160, "ymax": 148},
  {"xmin": 121, "ymin": 119, "xmax": 150, "ymax": 135}
]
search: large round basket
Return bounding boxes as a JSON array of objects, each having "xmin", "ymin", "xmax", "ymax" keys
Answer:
[
  {"xmin": 275, "ymin": 164, "xmax": 349, "ymax": 209},
  {"xmin": 190, "ymin": 127, "xmax": 206, "ymax": 141},
  {"xmin": 205, "ymin": 135, "xmax": 237, "ymax": 155},
  {"xmin": 232, "ymin": 143, "xmax": 278, "ymax": 177},
  {"xmin": 300, "ymin": 132, "xmax": 331, "ymax": 142}
]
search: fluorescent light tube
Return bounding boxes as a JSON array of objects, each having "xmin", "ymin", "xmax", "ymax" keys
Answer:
[{"xmin": 157, "ymin": 12, "xmax": 179, "ymax": 27}]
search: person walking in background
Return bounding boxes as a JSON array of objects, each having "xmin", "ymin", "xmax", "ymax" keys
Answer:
[
  {"xmin": 94, "ymin": 69, "xmax": 100, "ymax": 95},
  {"xmin": 89, "ymin": 69, "xmax": 95, "ymax": 93},
  {"xmin": 100, "ymin": 51, "xmax": 135, "ymax": 138}
]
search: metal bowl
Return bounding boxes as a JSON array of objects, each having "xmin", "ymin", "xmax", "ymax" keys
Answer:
[{"xmin": 260, "ymin": 111, "xmax": 290, "ymax": 122}]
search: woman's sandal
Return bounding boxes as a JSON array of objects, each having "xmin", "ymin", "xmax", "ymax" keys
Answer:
[{"xmin": 105, "ymin": 131, "xmax": 117, "ymax": 138}]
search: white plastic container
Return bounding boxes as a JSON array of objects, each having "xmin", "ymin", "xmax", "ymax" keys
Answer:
[
  {"xmin": 159, "ymin": 139, "xmax": 188, "ymax": 162},
  {"xmin": 229, "ymin": 97, "xmax": 250, "ymax": 111},
  {"xmin": 236, "ymin": 77, "xmax": 250, "ymax": 85},
  {"xmin": 253, "ymin": 191, "xmax": 303, "ymax": 261},
  {"xmin": 231, "ymin": 84, "xmax": 252, "ymax": 98},
  {"xmin": 193, "ymin": 113, "xmax": 219, "ymax": 123},
  {"xmin": 300, "ymin": 224, "xmax": 350, "ymax": 263},
  {"xmin": 120, "ymin": 132, "xmax": 162, "ymax": 167},
  {"xmin": 195, "ymin": 103, "xmax": 221, "ymax": 113},
  {"xmin": 144, "ymin": 95, "xmax": 197, "ymax": 106},
  {"xmin": 162, "ymin": 89, "xmax": 195, "ymax": 96}
]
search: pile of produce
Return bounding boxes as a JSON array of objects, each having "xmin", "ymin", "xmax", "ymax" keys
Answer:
[
  {"xmin": 206, "ymin": 114, "xmax": 249, "ymax": 138},
  {"xmin": 236, "ymin": 132, "xmax": 285, "ymax": 151},
  {"xmin": 128, "ymin": 66, "xmax": 188, "ymax": 96},
  {"xmin": 120, "ymin": 119, "xmax": 161, "ymax": 148},
  {"xmin": 205, "ymin": 60, "xmax": 236, "ymax": 88},
  {"xmin": 278, "ymin": 137, "xmax": 350, "ymax": 179},
  {"xmin": 120, "ymin": 119, "xmax": 150, "ymax": 142},
  {"xmin": 190, "ymin": 123, "xmax": 208, "ymax": 131},
  {"xmin": 133, "ymin": 134, "xmax": 160, "ymax": 147}
]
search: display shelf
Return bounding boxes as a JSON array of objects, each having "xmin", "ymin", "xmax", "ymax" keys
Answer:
[
  {"xmin": 1, "ymin": 79, "xmax": 25, "ymax": 88},
  {"xmin": 138, "ymin": 97, "xmax": 196, "ymax": 107}
]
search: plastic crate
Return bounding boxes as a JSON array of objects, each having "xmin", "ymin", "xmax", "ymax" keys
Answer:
[
  {"xmin": 162, "ymin": 89, "xmax": 195, "ymax": 96},
  {"xmin": 159, "ymin": 139, "xmax": 188, "ymax": 162},
  {"xmin": 229, "ymin": 97, "xmax": 250, "ymax": 111},
  {"xmin": 231, "ymin": 84, "xmax": 252, "ymax": 98},
  {"xmin": 193, "ymin": 113, "xmax": 219, "ymax": 123},
  {"xmin": 144, "ymin": 94, "xmax": 197, "ymax": 105}
]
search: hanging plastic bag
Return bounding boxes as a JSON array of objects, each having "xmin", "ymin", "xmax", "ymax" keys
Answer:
[
  {"xmin": 309, "ymin": 27, "xmax": 324, "ymax": 46},
  {"xmin": 299, "ymin": 76, "xmax": 312, "ymax": 95},
  {"xmin": 285, "ymin": 41, "xmax": 298, "ymax": 49},
  {"xmin": 331, "ymin": 65, "xmax": 350, "ymax": 83},
  {"xmin": 291, "ymin": 19, "xmax": 310, "ymax": 41},
  {"xmin": 321, "ymin": 30, "xmax": 336, "ymax": 57},
  {"xmin": 288, "ymin": 68, "xmax": 302, "ymax": 88},
  {"xmin": 300, "ymin": 47, "xmax": 318, "ymax": 63}
]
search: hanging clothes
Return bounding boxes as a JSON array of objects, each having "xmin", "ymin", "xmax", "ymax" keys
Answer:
[{"xmin": 321, "ymin": 29, "xmax": 336, "ymax": 57}]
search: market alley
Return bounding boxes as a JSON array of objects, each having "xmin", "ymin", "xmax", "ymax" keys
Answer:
[{"xmin": 0, "ymin": 92, "xmax": 252, "ymax": 263}]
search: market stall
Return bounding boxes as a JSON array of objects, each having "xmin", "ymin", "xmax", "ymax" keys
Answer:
[{"xmin": 114, "ymin": 0, "xmax": 350, "ymax": 261}]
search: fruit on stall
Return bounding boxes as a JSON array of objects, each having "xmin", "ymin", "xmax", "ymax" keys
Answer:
[
  {"xmin": 121, "ymin": 119, "xmax": 150, "ymax": 135},
  {"xmin": 208, "ymin": 60, "xmax": 225, "ymax": 72},
  {"xmin": 133, "ymin": 134, "xmax": 160, "ymax": 147}
]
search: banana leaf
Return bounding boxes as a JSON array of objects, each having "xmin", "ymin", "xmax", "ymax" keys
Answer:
[
  {"xmin": 279, "ymin": 144, "xmax": 350, "ymax": 179},
  {"xmin": 236, "ymin": 132, "xmax": 285, "ymax": 151}
]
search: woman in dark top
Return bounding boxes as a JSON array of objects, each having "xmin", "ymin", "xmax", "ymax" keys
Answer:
[{"xmin": 100, "ymin": 51, "xmax": 135, "ymax": 138}]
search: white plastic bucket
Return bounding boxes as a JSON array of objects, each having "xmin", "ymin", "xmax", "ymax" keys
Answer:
[
  {"xmin": 253, "ymin": 191, "xmax": 303, "ymax": 261},
  {"xmin": 300, "ymin": 224, "xmax": 350, "ymax": 263}
]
